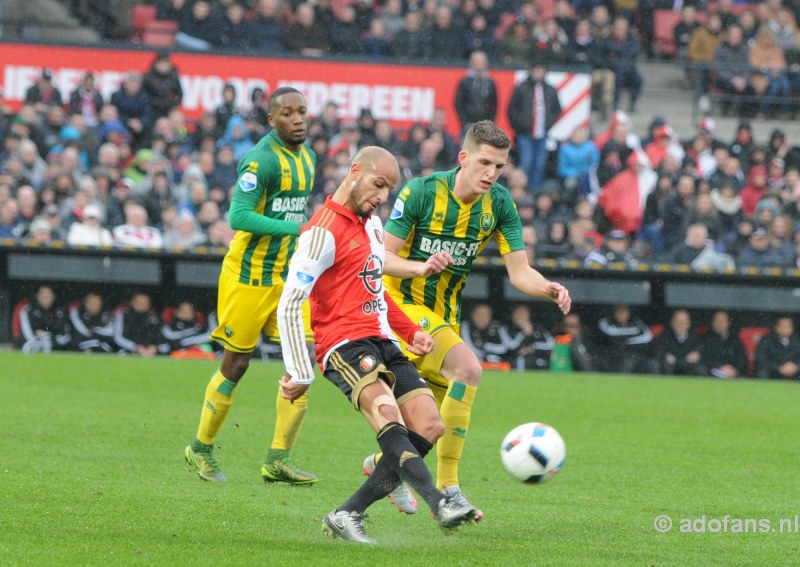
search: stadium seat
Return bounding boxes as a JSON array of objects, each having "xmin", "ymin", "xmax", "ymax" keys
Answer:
[
  {"xmin": 738, "ymin": 326, "xmax": 769, "ymax": 377},
  {"xmin": 129, "ymin": 4, "xmax": 157, "ymax": 42},
  {"xmin": 11, "ymin": 299, "xmax": 30, "ymax": 345},
  {"xmin": 653, "ymin": 9, "xmax": 680, "ymax": 58},
  {"xmin": 160, "ymin": 305, "xmax": 208, "ymax": 326},
  {"xmin": 142, "ymin": 20, "xmax": 178, "ymax": 47}
]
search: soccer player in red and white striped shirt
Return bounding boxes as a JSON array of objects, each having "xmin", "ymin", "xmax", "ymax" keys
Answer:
[{"xmin": 277, "ymin": 146, "xmax": 477, "ymax": 544}]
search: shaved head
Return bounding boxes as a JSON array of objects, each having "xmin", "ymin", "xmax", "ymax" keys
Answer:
[
  {"xmin": 334, "ymin": 146, "xmax": 400, "ymax": 217},
  {"xmin": 352, "ymin": 146, "xmax": 400, "ymax": 179}
]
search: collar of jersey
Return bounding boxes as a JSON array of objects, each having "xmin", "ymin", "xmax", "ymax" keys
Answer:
[
  {"xmin": 448, "ymin": 166, "xmax": 484, "ymax": 208},
  {"xmin": 267, "ymin": 130, "xmax": 303, "ymax": 154},
  {"xmin": 324, "ymin": 195, "xmax": 367, "ymax": 225}
]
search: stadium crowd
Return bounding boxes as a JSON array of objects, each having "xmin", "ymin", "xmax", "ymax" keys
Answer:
[
  {"xmin": 2, "ymin": 0, "xmax": 800, "ymax": 374},
  {"xmin": 673, "ymin": 1, "xmax": 800, "ymax": 119},
  {"xmin": 2, "ymin": 55, "xmax": 799, "ymax": 270},
  {"xmin": 145, "ymin": 0, "xmax": 800, "ymax": 117}
]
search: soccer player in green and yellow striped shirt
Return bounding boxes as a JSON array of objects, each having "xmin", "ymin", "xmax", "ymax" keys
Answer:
[
  {"xmin": 372, "ymin": 121, "xmax": 573, "ymax": 516},
  {"xmin": 185, "ymin": 87, "xmax": 318, "ymax": 485}
]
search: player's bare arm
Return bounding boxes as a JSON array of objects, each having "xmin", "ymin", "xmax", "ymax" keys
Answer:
[
  {"xmin": 504, "ymin": 250, "xmax": 572, "ymax": 314},
  {"xmin": 383, "ymin": 232, "xmax": 454, "ymax": 277}
]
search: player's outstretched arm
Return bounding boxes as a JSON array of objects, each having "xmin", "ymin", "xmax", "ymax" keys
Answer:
[
  {"xmin": 504, "ymin": 250, "xmax": 572, "ymax": 314},
  {"xmin": 383, "ymin": 232, "xmax": 453, "ymax": 278}
]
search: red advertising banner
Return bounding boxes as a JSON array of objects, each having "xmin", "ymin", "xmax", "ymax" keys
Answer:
[{"xmin": 1, "ymin": 43, "xmax": 589, "ymax": 140}]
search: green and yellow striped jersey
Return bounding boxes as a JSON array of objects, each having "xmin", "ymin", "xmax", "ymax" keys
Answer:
[
  {"xmin": 222, "ymin": 130, "xmax": 316, "ymax": 286},
  {"xmin": 384, "ymin": 167, "xmax": 524, "ymax": 325}
]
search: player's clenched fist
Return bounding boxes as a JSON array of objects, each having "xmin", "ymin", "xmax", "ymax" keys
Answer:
[
  {"xmin": 406, "ymin": 331, "xmax": 435, "ymax": 356},
  {"xmin": 417, "ymin": 252, "xmax": 454, "ymax": 277},
  {"xmin": 280, "ymin": 374, "xmax": 309, "ymax": 401},
  {"xmin": 546, "ymin": 282, "xmax": 572, "ymax": 314}
]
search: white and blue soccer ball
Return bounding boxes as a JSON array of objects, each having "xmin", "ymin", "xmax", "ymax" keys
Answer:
[{"xmin": 500, "ymin": 422, "xmax": 566, "ymax": 484}]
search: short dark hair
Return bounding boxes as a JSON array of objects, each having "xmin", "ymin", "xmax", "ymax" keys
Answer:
[
  {"xmin": 462, "ymin": 120, "xmax": 511, "ymax": 152},
  {"xmin": 268, "ymin": 87, "xmax": 303, "ymax": 114}
]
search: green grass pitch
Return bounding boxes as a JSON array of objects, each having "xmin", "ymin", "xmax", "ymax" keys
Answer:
[{"xmin": 2, "ymin": 352, "xmax": 799, "ymax": 566}]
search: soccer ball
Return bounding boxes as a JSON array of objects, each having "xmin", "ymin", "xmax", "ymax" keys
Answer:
[{"xmin": 500, "ymin": 422, "xmax": 566, "ymax": 484}]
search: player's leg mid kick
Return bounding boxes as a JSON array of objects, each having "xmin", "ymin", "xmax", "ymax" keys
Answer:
[
  {"xmin": 363, "ymin": 325, "xmax": 484, "ymax": 520},
  {"xmin": 319, "ymin": 340, "xmax": 479, "ymax": 544}
]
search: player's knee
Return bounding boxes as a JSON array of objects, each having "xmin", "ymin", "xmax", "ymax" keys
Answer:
[
  {"xmin": 454, "ymin": 356, "xmax": 482, "ymax": 386},
  {"xmin": 372, "ymin": 394, "xmax": 401, "ymax": 429},
  {"xmin": 421, "ymin": 415, "xmax": 445, "ymax": 443},
  {"xmin": 377, "ymin": 402, "xmax": 401, "ymax": 424},
  {"xmin": 222, "ymin": 351, "xmax": 250, "ymax": 382}
]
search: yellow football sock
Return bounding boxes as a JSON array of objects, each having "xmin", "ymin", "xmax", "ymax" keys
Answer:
[
  {"xmin": 270, "ymin": 387, "xmax": 309, "ymax": 452},
  {"xmin": 436, "ymin": 381, "xmax": 477, "ymax": 490},
  {"xmin": 196, "ymin": 370, "xmax": 238, "ymax": 446}
]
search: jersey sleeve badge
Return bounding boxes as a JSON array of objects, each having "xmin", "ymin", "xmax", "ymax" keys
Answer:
[
  {"xmin": 239, "ymin": 172, "xmax": 258, "ymax": 192},
  {"xmin": 390, "ymin": 199, "xmax": 404, "ymax": 220}
]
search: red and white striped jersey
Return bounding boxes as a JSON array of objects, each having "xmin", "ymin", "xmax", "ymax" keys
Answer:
[{"xmin": 278, "ymin": 196, "xmax": 420, "ymax": 384}]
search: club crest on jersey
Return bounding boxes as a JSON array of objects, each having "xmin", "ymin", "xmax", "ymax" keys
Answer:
[
  {"xmin": 479, "ymin": 212, "xmax": 495, "ymax": 234},
  {"xmin": 224, "ymin": 326, "xmax": 235, "ymax": 338},
  {"xmin": 432, "ymin": 211, "xmax": 445, "ymax": 223},
  {"xmin": 358, "ymin": 254, "xmax": 383, "ymax": 295},
  {"xmin": 391, "ymin": 199, "xmax": 404, "ymax": 220},
  {"xmin": 359, "ymin": 355, "xmax": 376, "ymax": 372},
  {"xmin": 418, "ymin": 317, "xmax": 430, "ymax": 330},
  {"xmin": 245, "ymin": 161, "xmax": 259, "ymax": 173},
  {"xmin": 239, "ymin": 172, "xmax": 257, "ymax": 192}
]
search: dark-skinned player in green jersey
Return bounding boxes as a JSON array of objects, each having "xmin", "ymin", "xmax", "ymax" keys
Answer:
[{"xmin": 185, "ymin": 87, "xmax": 319, "ymax": 485}]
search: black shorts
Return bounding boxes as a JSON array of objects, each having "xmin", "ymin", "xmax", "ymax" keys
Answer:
[{"xmin": 324, "ymin": 337, "xmax": 433, "ymax": 411}]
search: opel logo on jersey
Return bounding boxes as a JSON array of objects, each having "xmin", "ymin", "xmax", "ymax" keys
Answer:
[{"xmin": 358, "ymin": 254, "xmax": 383, "ymax": 295}]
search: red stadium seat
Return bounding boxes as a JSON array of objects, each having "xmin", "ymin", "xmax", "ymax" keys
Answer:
[
  {"xmin": 142, "ymin": 20, "xmax": 178, "ymax": 48},
  {"xmin": 11, "ymin": 299, "xmax": 29, "ymax": 344},
  {"xmin": 653, "ymin": 9, "xmax": 680, "ymax": 58},
  {"xmin": 160, "ymin": 305, "xmax": 207, "ymax": 325},
  {"xmin": 130, "ymin": 4, "xmax": 157, "ymax": 42},
  {"xmin": 738, "ymin": 326, "xmax": 769, "ymax": 377}
]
